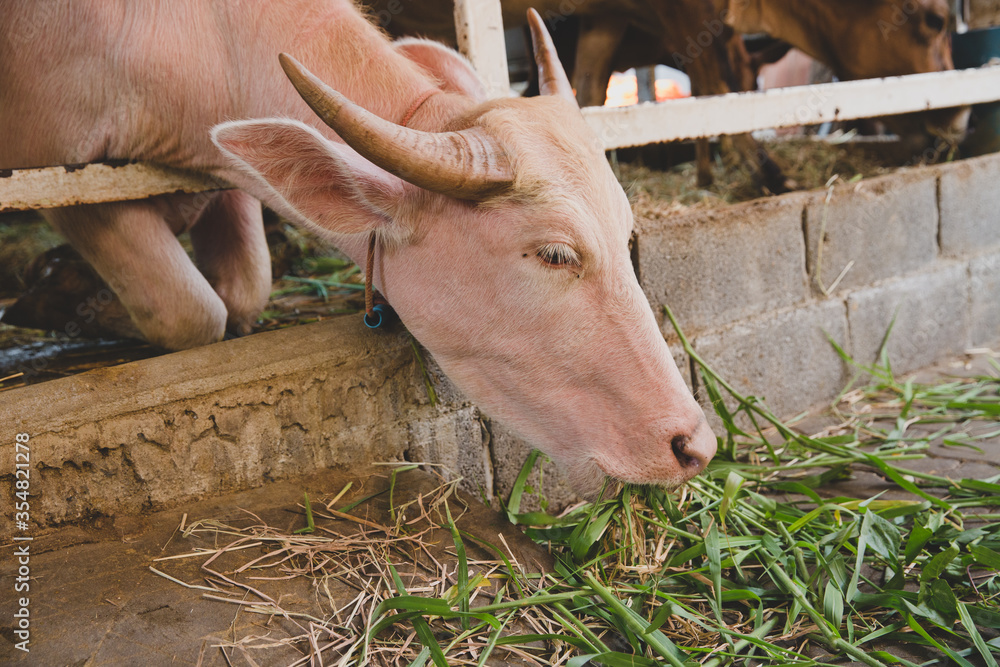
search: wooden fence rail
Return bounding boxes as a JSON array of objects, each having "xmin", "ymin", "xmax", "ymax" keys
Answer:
[
  {"xmin": 0, "ymin": 163, "xmax": 225, "ymax": 213},
  {"xmin": 2, "ymin": 0, "xmax": 999, "ymax": 212}
]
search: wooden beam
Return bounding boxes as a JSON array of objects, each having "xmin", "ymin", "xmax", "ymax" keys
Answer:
[
  {"xmin": 0, "ymin": 162, "xmax": 226, "ymax": 212},
  {"xmin": 453, "ymin": 0, "xmax": 510, "ymax": 97},
  {"xmin": 3, "ymin": 67, "xmax": 999, "ymax": 213},
  {"xmin": 583, "ymin": 66, "xmax": 1000, "ymax": 150}
]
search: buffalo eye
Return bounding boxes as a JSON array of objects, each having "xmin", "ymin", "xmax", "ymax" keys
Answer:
[
  {"xmin": 536, "ymin": 243, "xmax": 581, "ymax": 269},
  {"xmin": 924, "ymin": 11, "xmax": 945, "ymax": 32}
]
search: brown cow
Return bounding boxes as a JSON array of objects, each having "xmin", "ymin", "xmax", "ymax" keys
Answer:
[
  {"xmin": 607, "ymin": 0, "xmax": 969, "ymax": 140},
  {"xmin": 370, "ymin": 0, "xmax": 969, "ymax": 187}
]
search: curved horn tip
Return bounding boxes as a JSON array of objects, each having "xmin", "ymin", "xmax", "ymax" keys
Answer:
[
  {"xmin": 526, "ymin": 9, "xmax": 546, "ymax": 47},
  {"xmin": 526, "ymin": 8, "xmax": 577, "ymax": 104},
  {"xmin": 278, "ymin": 52, "xmax": 308, "ymax": 84},
  {"xmin": 278, "ymin": 53, "xmax": 316, "ymax": 91}
]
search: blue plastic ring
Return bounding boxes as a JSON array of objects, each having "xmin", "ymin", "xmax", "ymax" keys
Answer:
[{"xmin": 364, "ymin": 304, "xmax": 386, "ymax": 329}]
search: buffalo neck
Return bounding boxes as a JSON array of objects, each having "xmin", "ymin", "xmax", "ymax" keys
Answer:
[
  {"xmin": 234, "ymin": 0, "xmax": 476, "ymax": 134},
  {"xmin": 725, "ymin": 0, "xmax": 840, "ymax": 72}
]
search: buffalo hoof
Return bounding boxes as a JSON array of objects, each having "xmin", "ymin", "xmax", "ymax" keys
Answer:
[{"xmin": 1, "ymin": 245, "xmax": 142, "ymax": 341}]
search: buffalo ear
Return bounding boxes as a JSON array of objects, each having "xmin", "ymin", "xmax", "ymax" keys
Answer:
[
  {"xmin": 393, "ymin": 38, "xmax": 488, "ymax": 100},
  {"xmin": 212, "ymin": 118, "xmax": 406, "ymax": 237}
]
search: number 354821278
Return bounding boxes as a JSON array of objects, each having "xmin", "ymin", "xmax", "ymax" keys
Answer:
[{"xmin": 14, "ymin": 433, "xmax": 30, "ymax": 524}]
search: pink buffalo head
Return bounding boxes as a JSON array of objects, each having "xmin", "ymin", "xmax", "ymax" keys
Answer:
[{"xmin": 212, "ymin": 11, "xmax": 716, "ymax": 492}]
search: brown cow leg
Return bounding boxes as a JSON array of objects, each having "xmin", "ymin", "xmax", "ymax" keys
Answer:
[
  {"xmin": 572, "ymin": 15, "xmax": 628, "ymax": 106},
  {"xmin": 695, "ymin": 139, "xmax": 713, "ymax": 187},
  {"xmin": 725, "ymin": 133, "xmax": 791, "ymax": 194},
  {"xmin": 675, "ymin": 23, "xmax": 791, "ymax": 194},
  {"xmin": 720, "ymin": 34, "xmax": 790, "ymax": 193}
]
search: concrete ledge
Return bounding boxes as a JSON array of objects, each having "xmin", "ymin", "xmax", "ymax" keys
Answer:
[
  {"xmin": 1, "ymin": 318, "xmax": 415, "ymax": 435},
  {"xmin": 0, "ymin": 319, "xmax": 449, "ymax": 533}
]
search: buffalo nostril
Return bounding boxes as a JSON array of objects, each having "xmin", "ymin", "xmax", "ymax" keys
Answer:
[{"xmin": 671, "ymin": 434, "xmax": 700, "ymax": 470}]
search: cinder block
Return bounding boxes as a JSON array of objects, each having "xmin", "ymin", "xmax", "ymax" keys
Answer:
[
  {"xmin": 692, "ymin": 300, "xmax": 851, "ymax": 420},
  {"xmin": 636, "ymin": 194, "xmax": 810, "ymax": 335},
  {"xmin": 487, "ymin": 421, "xmax": 581, "ymax": 513},
  {"xmin": 409, "ymin": 337, "xmax": 470, "ymax": 410},
  {"xmin": 804, "ymin": 170, "xmax": 938, "ymax": 295},
  {"xmin": 970, "ymin": 251, "xmax": 1000, "ymax": 347},
  {"xmin": 939, "ymin": 153, "xmax": 1000, "ymax": 256},
  {"xmin": 406, "ymin": 406, "xmax": 493, "ymax": 501},
  {"xmin": 846, "ymin": 263, "xmax": 970, "ymax": 375}
]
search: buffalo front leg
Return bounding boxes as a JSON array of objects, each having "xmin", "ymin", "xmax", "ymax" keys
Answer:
[
  {"xmin": 44, "ymin": 201, "xmax": 228, "ymax": 350},
  {"xmin": 189, "ymin": 190, "xmax": 271, "ymax": 337},
  {"xmin": 572, "ymin": 15, "xmax": 628, "ymax": 106}
]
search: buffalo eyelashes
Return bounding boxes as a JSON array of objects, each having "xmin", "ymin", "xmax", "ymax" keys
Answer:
[{"xmin": 536, "ymin": 243, "xmax": 581, "ymax": 269}]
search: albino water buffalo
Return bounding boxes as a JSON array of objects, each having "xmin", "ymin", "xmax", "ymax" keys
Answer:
[{"xmin": 0, "ymin": 2, "xmax": 716, "ymax": 490}]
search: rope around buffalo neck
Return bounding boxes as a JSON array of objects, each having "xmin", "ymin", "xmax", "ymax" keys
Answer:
[
  {"xmin": 363, "ymin": 88, "xmax": 442, "ymax": 329},
  {"xmin": 363, "ymin": 230, "xmax": 387, "ymax": 328}
]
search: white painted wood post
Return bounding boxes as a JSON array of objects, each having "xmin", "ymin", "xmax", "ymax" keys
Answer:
[{"xmin": 453, "ymin": 0, "xmax": 510, "ymax": 98}]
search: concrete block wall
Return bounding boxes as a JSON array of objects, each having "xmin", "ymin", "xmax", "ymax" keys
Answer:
[
  {"xmin": 639, "ymin": 152, "xmax": 1000, "ymax": 422},
  {"xmin": 3, "ymin": 153, "xmax": 999, "ymax": 530},
  {"xmin": 939, "ymin": 155, "xmax": 1000, "ymax": 255}
]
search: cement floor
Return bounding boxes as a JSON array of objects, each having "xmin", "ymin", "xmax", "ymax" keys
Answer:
[{"xmin": 0, "ymin": 467, "xmax": 552, "ymax": 666}]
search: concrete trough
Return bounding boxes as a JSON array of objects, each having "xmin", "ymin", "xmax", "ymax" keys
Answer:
[{"xmin": 2, "ymin": 152, "xmax": 1000, "ymax": 533}]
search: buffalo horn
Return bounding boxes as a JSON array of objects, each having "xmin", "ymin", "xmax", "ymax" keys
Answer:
[
  {"xmin": 526, "ymin": 9, "xmax": 576, "ymax": 104},
  {"xmin": 279, "ymin": 53, "xmax": 512, "ymax": 200}
]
